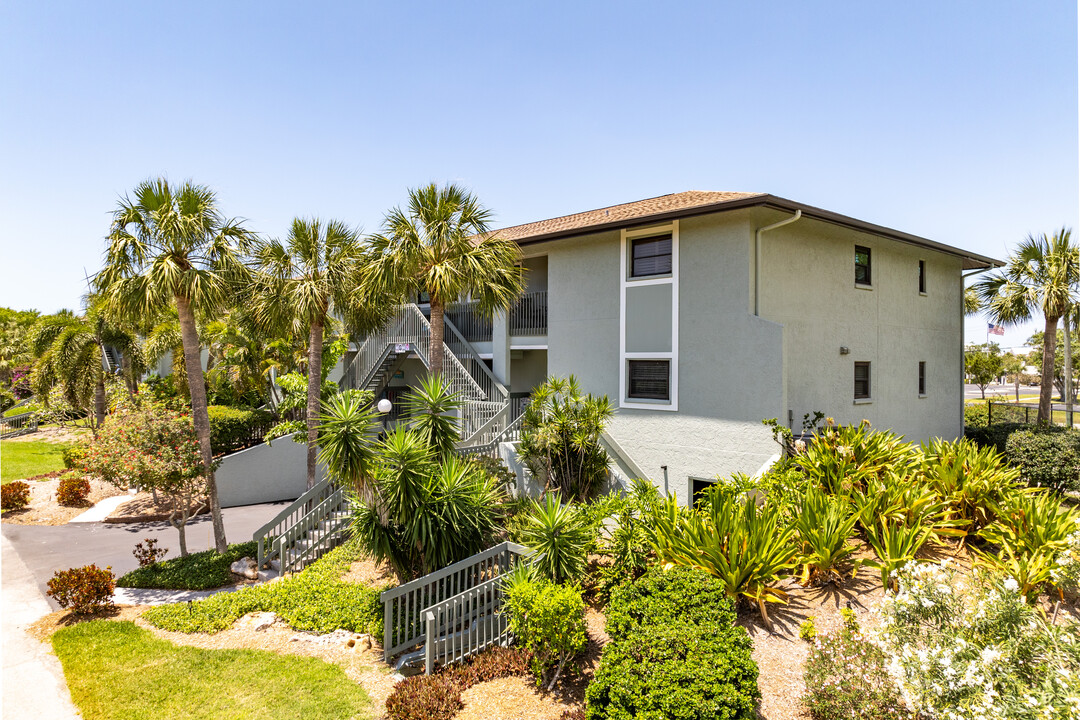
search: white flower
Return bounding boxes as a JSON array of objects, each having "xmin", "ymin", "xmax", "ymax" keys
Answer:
[{"xmin": 1003, "ymin": 578, "xmax": 1019, "ymax": 592}]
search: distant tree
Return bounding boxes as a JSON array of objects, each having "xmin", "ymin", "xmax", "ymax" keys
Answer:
[
  {"xmin": 363, "ymin": 184, "xmax": 525, "ymax": 375},
  {"xmin": 975, "ymin": 228, "xmax": 1080, "ymax": 423},
  {"xmin": 97, "ymin": 179, "xmax": 255, "ymax": 552},
  {"xmin": 0, "ymin": 307, "xmax": 41, "ymax": 387},
  {"xmin": 965, "ymin": 343, "xmax": 1005, "ymax": 399},
  {"xmin": 1001, "ymin": 353, "xmax": 1027, "ymax": 403},
  {"xmin": 1026, "ymin": 328, "xmax": 1079, "ymax": 403}
]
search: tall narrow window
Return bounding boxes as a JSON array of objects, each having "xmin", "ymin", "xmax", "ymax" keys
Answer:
[
  {"xmin": 855, "ymin": 246, "xmax": 872, "ymax": 285},
  {"xmin": 918, "ymin": 361, "xmax": 926, "ymax": 395},
  {"xmin": 630, "ymin": 234, "xmax": 673, "ymax": 277},
  {"xmin": 854, "ymin": 361, "xmax": 871, "ymax": 399},
  {"xmin": 628, "ymin": 359, "xmax": 670, "ymax": 400},
  {"xmin": 918, "ymin": 260, "xmax": 926, "ymax": 293}
]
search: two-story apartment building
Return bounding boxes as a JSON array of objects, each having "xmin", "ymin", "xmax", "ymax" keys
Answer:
[{"xmin": 348, "ymin": 191, "xmax": 1001, "ymax": 505}]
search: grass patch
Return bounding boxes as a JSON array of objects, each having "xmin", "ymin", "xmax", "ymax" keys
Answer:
[
  {"xmin": 52, "ymin": 620, "xmax": 373, "ymax": 720},
  {"xmin": 117, "ymin": 542, "xmax": 259, "ymax": 591},
  {"xmin": 1, "ymin": 440, "xmax": 72, "ymax": 483},
  {"xmin": 143, "ymin": 538, "xmax": 387, "ymax": 637},
  {"xmin": 3, "ymin": 402, "xmax": 40, "ymax": 417}
]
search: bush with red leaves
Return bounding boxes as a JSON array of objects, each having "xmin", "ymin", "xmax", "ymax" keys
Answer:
[
  {"xmin": 56, "ymin": 473, "xmax": 91, "ymax": 506},
  {"xmin": 1, "ymin": 481, "xmax": 30, "ymax": 510},
  {"xmin": 46, "ymin": 565, "xmax": 115, "ymax": 614}
]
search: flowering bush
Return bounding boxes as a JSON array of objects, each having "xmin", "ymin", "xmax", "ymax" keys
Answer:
[
  {"xmin": 803, "ymin": 619, "xmax": 910, "ymax": 719},
  {"xmin": 46, "ymin": 565, "xmax": 115, "ymax": 614},
  {"xmin": 878, "ymin": 561, "xmax": 1080, "ymax": 719},
  {"xmin": 56, "ymin": 473, "xmax": 91, "ymax": 506},
  {"xmin": 10, "ymin": 364, "xmax": 32, "ymax": 399},
  {"xmin": 81, "ymin": 406, "xmax": 211, "ymax": 556},
  {"xmin": 1, "ymin": 481, "xmax": 30, "ymax": 510}
]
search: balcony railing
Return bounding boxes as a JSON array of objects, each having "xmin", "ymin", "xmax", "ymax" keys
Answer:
[
  {"xmin": 510, "ymin": 291, "xmax": 547, "ymax": 336},
  {"xmin": 445, "ymin": 301, "xmax": 492, "ymax": 343}
]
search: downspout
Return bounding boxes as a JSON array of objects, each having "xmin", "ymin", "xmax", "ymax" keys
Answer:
[
  {"xmin": 962, "ymin": 268, "xmax": 990, "ymax": 433},
  {"xmin": 754, "ymin": 210, "xmax": 802, "ymax": 316}
]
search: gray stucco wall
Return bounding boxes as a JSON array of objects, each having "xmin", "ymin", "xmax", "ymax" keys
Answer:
[
  {"xmin": 755, "ymin": 208, "xmax": 964, "ymax": 442},
  {"xmin": 543, "ymin": 213, "xmax": 784, "ymax": 505},
  {"xmin": 216, "ymin": 439, "xmax": 324, "ymax": 508}
]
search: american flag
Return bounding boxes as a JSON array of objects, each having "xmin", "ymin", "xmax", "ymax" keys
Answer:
[{"xmin": 988, "ymin": 323, "xmax": 1005, "ymax": 336}]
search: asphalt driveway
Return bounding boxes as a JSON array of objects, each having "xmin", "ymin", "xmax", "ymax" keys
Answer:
[{"xmin": 2, "ymin": 501, "xmax": 288, "ymax": 606}]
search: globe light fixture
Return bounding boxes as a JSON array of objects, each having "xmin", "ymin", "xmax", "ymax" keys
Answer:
[{"xmin": 377, "ymin": 398, "xmax": 392, "ymax": 414}]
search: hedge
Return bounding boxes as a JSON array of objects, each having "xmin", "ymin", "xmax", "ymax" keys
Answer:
[
  {"xmin": 586, "ymin": 566, "xmax": 759, "ymax": 720},
  {"xmin": 207, "ymin": 405, "xmax": 275, "ymax": 455},
  {"xmin": 1005, "ymin": 428, "xmax": 1080, "ymax": 494},
  {"xmin": 964, "ymin": 422, "xmax": 1029, "ymax": 453}
]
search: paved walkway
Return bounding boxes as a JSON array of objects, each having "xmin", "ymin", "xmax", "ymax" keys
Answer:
[{"xmin": 2, "ymin": 533, "xmax": 80, "ymax": 720}]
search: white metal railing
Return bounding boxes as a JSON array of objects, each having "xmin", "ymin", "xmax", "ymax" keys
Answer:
[
  {"xmin": 381, "ymin": 541, "xmax": 528, "ymax": 662},
  {"xmin": 443, "ymin": 316, "xmax": 508, "ymax": 404},
  {"xmin": 423, "ymin": 574, "xmax": 509, "ymax": 673},
  {"xmin": 446, "ymin": 300, "xmax": 492, "ymax": 342},
  {"xmin": 253, "ymin": 479, "xmax": 338, "ymax": 567},
  {"xmin": 456, "ymin": 410, "xmax": 526, "ymax": 459},
  {"xmin": 0, "ymin": 410, "xmax": 39, "ymax": 439},
  {"xmin": 275, "ymin": 486, "xmax": 351, "ymax": 573},
  {"xmin": 509, "ymin": 290, "xmax": 548, "ymax": 336}
]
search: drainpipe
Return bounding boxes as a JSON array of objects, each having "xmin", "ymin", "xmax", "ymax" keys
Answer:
[{"xmin": 755, "ymin": 210, "xmax": 802, "ymax": 316}]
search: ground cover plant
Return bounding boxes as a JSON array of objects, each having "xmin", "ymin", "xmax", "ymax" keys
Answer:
[
  {"xmin": 1, "ymin": 440, "xmax": 72, "ymax": 483},
  {"xmin": 52, "ymin": 620, "xmax": 373, "ymax": 720},
  {"xmin": 586, "ymin": 565, "xmax": 760, "ymax": 720},
  {"xmin": 117, "ymin": 541, "xmax": 258, "ymax": 590},
  {"xmin": 142, "ymin": 539, "xmax": 384, "ymax": 635}
]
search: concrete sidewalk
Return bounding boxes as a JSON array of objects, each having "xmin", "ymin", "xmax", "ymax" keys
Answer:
[{"xmin": 2, "ymin": 533, "xmax": 80, "ymax": 719}]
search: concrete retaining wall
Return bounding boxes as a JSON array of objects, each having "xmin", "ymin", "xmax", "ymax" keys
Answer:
[{"xmin": 216, "ymin": 440, "xmax": 325, "ymax": 508}]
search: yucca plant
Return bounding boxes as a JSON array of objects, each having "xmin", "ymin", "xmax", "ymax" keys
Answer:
[
  {"xmin": 402, "ymin": 374, "xmax": 464, "ymax": 459},
  {"xmin": 648, "ymin": 485, "xmax": 798, "ymax": 630},
  {"xmin": 917, "ymin": 438, "xmax": 1022, "ymax": 537},
  {"xmin": 801, "ymin": 420, "xmax": 914, "ymax": 495},
  {"xmin": 519, "ymin": 493, "xmax": 592, "ymax": 584},
  {"xmin": 794, "ymin": 488, "xmax": 860, "ymax": 585},
  {"xmin": 863, "ymin": 517, "xmax": 934, "ymax": 592}
]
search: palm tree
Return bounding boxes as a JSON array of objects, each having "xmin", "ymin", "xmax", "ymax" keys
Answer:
[
  {"xmin": 363, "ymin": 183, "xmax": 525, "ymax": 375},
  {"xmin": 30, "ymin": 299, "xmax": 141, "ymax": 429},
  {"xmin": 96, "ymin": 178, "xmax": 255, "ymax": 552},
  {"xmin": 975, "ymin": 228, "xmax": 1079, "ymax": 424},
  {"xmin": 964, "ymin": 286, "xmax": 982, "ymax": 316},
  {"xmin": 252, "ymin": 218, "xmax": 391, "ymax": 488}
]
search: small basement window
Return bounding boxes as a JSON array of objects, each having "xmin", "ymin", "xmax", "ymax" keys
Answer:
[
  {"xmin": 628, "ymin": 359, "xmax": 670, "ymax": 400},
  {"xmin": 854, "ymin": 361, "xmax": 871, "ymax": 400},
  {"xmin": 630, "ymin": 234, "xmax": 673, "ymax": 278},
  {"xmin": 855, "ymin": 245, "xmax": 872, "ymax": 286},
  {"xmin": 918, "ymin": 361, "xmax": 926, "ymax": 396}
]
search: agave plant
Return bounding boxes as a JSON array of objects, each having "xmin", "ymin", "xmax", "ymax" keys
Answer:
[
  {"xmin": 801, "ymin": 419, "xmax": 914, "ymax": 494},
  {"xmin": 518, "ymin": 493, "xmax": 592, "ymax": 584},
  {"xmin": 648, "ymin": 485, "xmax": 798, "ymax": 630},
  {"xmin": 917, "ymin": 437, "xmax": 1022, "ymax": 537},
  {"xmin": 793, "ymin": 488, "xmax": 860, "ymax": 585},
  {"xmin": 863, "ymin": 517, "xmax": 934, "ymax": 592}
]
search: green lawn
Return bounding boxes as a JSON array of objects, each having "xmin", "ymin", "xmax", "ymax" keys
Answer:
[
  {"xmin": 1, "ymin": 440, "xmax": 71, "ymax": 483},
  {"xmin": 52, "ymin": 621, "xmax": 373, "ymax": 720}
]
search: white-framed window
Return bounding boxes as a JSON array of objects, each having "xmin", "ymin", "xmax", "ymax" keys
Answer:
[{"xmin": 620, "ymin": 222, "xmax": 678, "ymax": 411}]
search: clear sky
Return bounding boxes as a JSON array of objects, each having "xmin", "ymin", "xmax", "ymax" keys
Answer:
[{"xmin": 1, "ymin": 2, "xmax": 1076, "ymax": 350}]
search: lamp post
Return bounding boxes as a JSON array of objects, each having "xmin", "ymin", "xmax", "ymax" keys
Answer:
[{"xmin": 377, "ymin": 398, "xmax": 392, "ymax": 438}]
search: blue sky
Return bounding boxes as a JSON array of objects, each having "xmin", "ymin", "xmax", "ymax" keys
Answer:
[{"xmin": 1, "ymin": 1, "xmax": 1075, "ymax": 349}]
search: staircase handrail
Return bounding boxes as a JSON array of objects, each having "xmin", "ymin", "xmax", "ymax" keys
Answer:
[
  {"xmin": 277, "ymin": 485, "xmax": 349, "ymax": 573},
  {"xmin": 599, "ymin": 430, "xmax": 650, "ymax": 486},
  {"xmin": 442, "ymin": 315, "xmax": 509, "ymax": 400},
  {"xmin": 254, "ymin": 478, "xmax": 336, "ymax": 566}
]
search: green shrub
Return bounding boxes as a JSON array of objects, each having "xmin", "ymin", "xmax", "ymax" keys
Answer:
[
  {"xmin": 118, "ymin": 541, "xmax": 258, "ymax": 590},
  {"xmin": 504, "ymin": 574, "xmax": 587, "ymax": 690},
  {"xmin": 142, "ymin": 540, "xmax": 385, "ymax": 636},
  {"xmin": 1005, "ymin": 428, "xmax": 1080, "ymax": 493},
  {"xmin": 586, "ymin": 620, "xmax": 759, "ymax": 720},
  {"xmin": 798, "ymin": 617, "xmax": 817, "ymax": 641},
  {"xmin": 1, "ymin": 480, "xmax": 30, "ymax": 510},
  {"xmin": 587, "ymin": 564, "xmax": 759, "ymax": 720},
  {"xmin": 793, "ymin": 487, "xmax": 859, "ymax": 584},
  {"xmin": 803, "ymin": 621, "xmax": 909, "ymax": 720},
  {"xmin": 518, "ymin": 493, "xmax": 591, "ymax": 584},
  {"xmin": 964, "ymin": 399, "xmax": 990, "ymax": 428},
  {"xmin": 964, "ymin": 422, "xmax": 1028, "ymax": 453},
  {"xmin": 384, "ymin": 647, "xmax": 532, "ymax": 720},
  {"xmin": 207, "ymin": 405, "xmax": 275, "ymax": 455},
  {"xmin": 590, "ymin": 479, "xmax": 660, "ymax": 600},
  {"xmin": 56, "ymin": 473, "xmax": 91, "ymax": 506},
  {"xmin": 61, "ymin": 442, "xmax": 88, "ymax": 470},
  {"xmin": 46, "ymin": 564, "xmax": 115, "ymax": 614},
  {"xmin": 604, "ymin": 565, "xmax": 735, "ymax": 642}
]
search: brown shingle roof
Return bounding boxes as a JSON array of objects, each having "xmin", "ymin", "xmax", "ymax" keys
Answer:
[
  {"xmin": 492, "ymin": 190, "xmax": 1002, "ymax": 270},
  {"xmin": 494, "ymin": 191, "xmax": 764, "ymax": 242}
]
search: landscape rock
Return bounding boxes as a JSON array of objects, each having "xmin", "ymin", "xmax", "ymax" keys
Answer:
[
  {"xmin": 234, "ymin": 611, "xmax": 279, "ymax": 631},
  {"xmin": 230, "ymin": 557, "xmax": 259, "ymax": 580}
]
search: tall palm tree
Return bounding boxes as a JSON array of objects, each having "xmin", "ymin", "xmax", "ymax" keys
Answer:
[
  {"xmin": 364, "ymin": 183, "xmax": 525, "ymax": 375},
  {"xmin": 96, "ymin": 179, "xmax": 255, "ymax": 552},
  {"xmin": 30, "ymin": 299, "xmax": 142, "ymax": 429},
  {"xmin": 252, "ymin": 218, "xmax": 391, "ymax": 488},
  {"xmin": 964, "ymin": 286, "xmax": 982, "ymax": 316},
  {"xmin": 975, "ymin": 228, "xmax": 1079, "ymax": 424}
]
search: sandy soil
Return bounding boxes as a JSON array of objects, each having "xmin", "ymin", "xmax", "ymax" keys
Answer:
[
  {"xmin": 4, "ymin": 425, "xmax": 91, "ymax": 444},
  {"xmin": 1, "ymin": 475, "xmax": 125, "ymax": 525},
  {"xmin": 104, "ymin": 492, "xmax": 209, "ymax": 523}
]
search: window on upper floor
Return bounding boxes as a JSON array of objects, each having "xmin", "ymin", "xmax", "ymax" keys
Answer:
[
  {"xmin": 855, "ymin": 246, "xmax": 872, "ymax": 286},
  {"xmin": 918, "ymin": 260, "xmax": 926, "ymax": 294},
  {"xmin": 919, "ymin": 361, "xmax": 926, "ymax": 396},
  {"xmin": 630, "ymin": 234, "xmax": 673, "ymax": 278},
  {"xmin": 854, "ymin": 361, "xmax": 871, "ymax": 400},
  {"xmin": 628, "ymin": 359, "xmax": 670, "ymax": 400}
]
